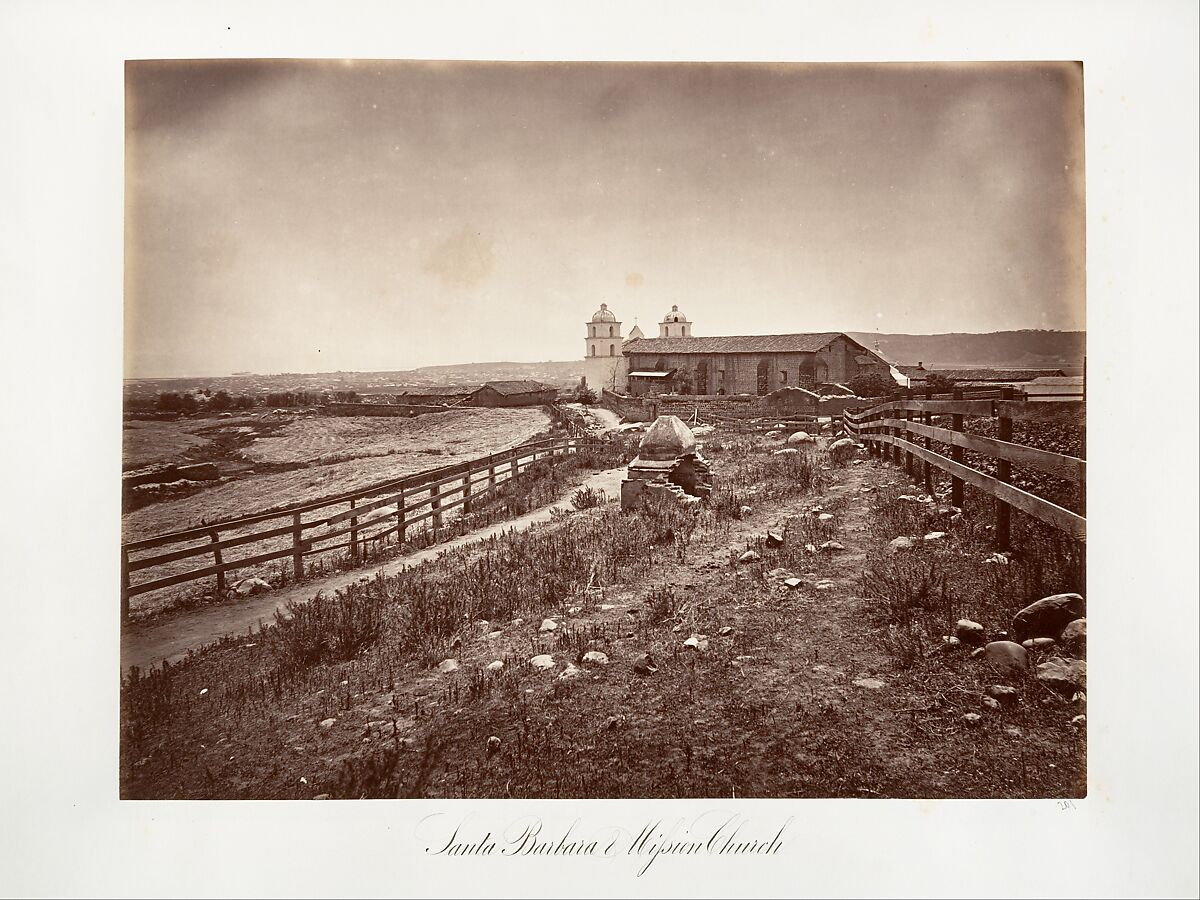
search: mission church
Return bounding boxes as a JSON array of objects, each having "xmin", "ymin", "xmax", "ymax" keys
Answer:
[{"xmin": 581, "ymin": 302, "xmax": 893, "ymax": 397}]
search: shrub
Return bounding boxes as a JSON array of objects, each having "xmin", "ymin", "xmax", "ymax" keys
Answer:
[
  {"xmin": 267, "ymin": 581, "xmax": 388, "ymax": 673},
  {"xmin": 571, "ymin": 486, "xmax": 606, "ymax": 509}
]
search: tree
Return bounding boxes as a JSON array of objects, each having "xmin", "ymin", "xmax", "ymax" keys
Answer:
[
  {"xmin": 924, "ymin": 373, "xmax": 957, "ymax": 393},
  {"xmin": 156, "ymin": 392, "xmax": 182, "ymax": 412},
  {"xmin": 849, "ymin": 372, "xmax": 900, "ymax": 399},
  {"xmin": 179, "ymin": 393, "xmax": 199, "ymax": 414},
  {"xmin": 209, "ymin": 390, "xmax": 232, "ymax": 411},
  {"xmin": 576, "ymin": 385, "xmax": 598, "ymax": 405}
]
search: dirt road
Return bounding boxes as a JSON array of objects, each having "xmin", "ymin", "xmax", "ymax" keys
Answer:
[{"xmin": 120, "ymin": 466, "xmax": 627, "ymax": 673}]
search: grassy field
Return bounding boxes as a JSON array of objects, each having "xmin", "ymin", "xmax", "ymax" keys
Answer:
[{"xmin": 121, "ymin": 429, "xmax": 1086, "ymax": 799}]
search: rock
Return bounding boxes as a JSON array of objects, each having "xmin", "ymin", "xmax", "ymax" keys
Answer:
[
  {"xmin": 632, "ymin": 653, "xmax": 658, "ymax": 676},
  {"xmin": 1021, "ymin": 637, "xmax": 1057, "ymax": 651},
  {"xmin": 637, "ymin": 415, "xmax": 698, "ymax": 461},
  {"xmin": 739, "ymin": 550, "xmax": 761, "ymax": 563},
  {"xmin": 923, "ymin": 531, "xmax": 946, "ymax": 542},
  {"xmin": 738, "ymin": 505, "xmax": 753, "ymax": 518},
  {"xmin": 985, "ymin": 685, "xmax": 1020, "ymax": 707},
  {"xmin": 313, "ymin": 794, "xmax": 330, "ymax": 800},
  {"xmin": 319, "ymin": 718, "xmax": 336, "ymax": 729},
  {"xmin": 1012, "ymin": 592, "xmax": 1084, "ymax": 641},
  {"xmin": 954, "ymin": 619, "xmax": 986, "ymax": 646},
  {"xmin": 980, "ymin": 641, "xmax": 1029, "ymax": 679},
  {"xmin": 815, "ymin": 580, "xmax": 836, "ymax": 591},
  {"xmin": 486, "ymin": 735, "xmax": 501, "ymax": 755},
  {"xmin": 887, "ymin": 536, "xmax": 916, "ymax": 553},
  {"xmin": 984, "ymin": 552, "xmax": 1011, "ymax": 565},
  {"xmin": 605, "ymin": 715, "xmax": 625, "ymax": 731},
  {"xmin": 485, "ymin": 660, "xmax": 504, "ymax": 672},
  {"xmin": 766, "ymin": 531, "xmax": 785, "ymax": 547},
  {"xmin": 772, "ymin": 447, "xmax": 799, "ymax": 456},
  {"xmin": 1060, "ymin": 618, "xmax": 1086, "ymax": 655},
  {"xmin": 487, "ymin": 631, "xmax": 503, "ymax": 639},
  {"xmin": 437, "ymin": 658, "xmax": 459, "ymax": 674},
  {"xmin": 511, "ymin": 618, "xmax": 524, "ymax": 627},
  {"xmin": 233, "ymin": 577, "xmax": 272, "ymax": 597},
  {"xmin": 765, "ymin": 430, "xmax": 783, "ymax": 440},
  {"xmin": 962, "ymin": 713, "xmax": 983, "ymax": 727},
  {"xmin": 683, "ymin": 634, "xmax": 709, "ymax": 652},
  {"xmin": 783, "ymin": 577, "xmax": 803, "ymax": 588},
  {"xmin": 539, "ymin": 618, "xmax": 558, "ymax": 633},
  {"xmin": 818, "ymin": 540, "xmax": 845, "ymax": 552},
  {"xmin": 1036, "ymin": 658, "xmax": 1086, "ymax": 695},
  {"xmin": 568, "ymin": 606, "xmax": 582, "ymax": 616},
  {"xmin": 558, "ymin": 663, "xmax": 584, "ymax": 680},
  {"xmin": 981, "ymin": 696, "xmax": 1002, "ymax": 711},
  {"xmin": 942, "ymin": 635, "xmax": 962, "ymax": 651},
  {"xmin": 852, "ymin": 677, "xmax": 885, "ymax": 690},
  {"xmin": 582, "ymin": 650, "xmax": 609, "ymax": 665},
  {"xmin": 719, "ymin": 626, "xmax": 734, "ymax": 636},
  {"xmin": 530, "ymin": 654, "xmax": 555, "ymax": 670},
  {"xmin": 787, "ymin": 431, "xmax": 816, "ymax": 445},
  {"xmin": 816, "ymin": 512, "xmax": 834, "ymax": 522},
  {"xmin": 1070, "ymin": 714, "xmax": 1087, "ymax": 728}
]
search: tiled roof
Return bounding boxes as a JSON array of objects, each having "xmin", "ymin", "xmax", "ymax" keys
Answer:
[
  {"xmin": 477, "ymin": 380, "xmax": 553, "ymax": 395},
  {"xmin": 623, "ymin": 332, "xmax": 854, "ymax": 355},
  {"xmin": 895, "ymin": 365, "xmax": 928, "ymax": 376},
  {"xmin": 930, "ymin": 368, "xmax": 1066, "ymax": 382}
]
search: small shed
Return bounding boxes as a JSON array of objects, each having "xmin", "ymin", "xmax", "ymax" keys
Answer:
[{"xmin": 469, "ymin": 380, "xmax": 558, "ymax": 407}]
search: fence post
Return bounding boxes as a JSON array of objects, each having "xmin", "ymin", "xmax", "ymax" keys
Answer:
[
  {"xmin": 210, "ymin": 529, "xmax": 225, "ymax": 595},
  {"xmin": 891, "ymin": 400, "xmax": 902, "ymax": 466},
  {"xmin": 120, "ymin": 547, "xmax": 130, "ymax": 623},
  {"xmin": 904, "ymin": 389, "xmax": 914, "ymax": 478},
  {"xmin": 396, "ymin": 489, "xmax": 406, "ymax": 543},
  {"xmin": 349, "ymin": 498, "xmax": 359, "ymax": 563},
  {"xmin": 291, "ymin": 512, "xmax": 303, "ymax": 581},
  {"xmin": 995, "ymin": 387, "xmax": 1013, "ymax": 549},
  {"xmin": 951, "ymin": 389, "xmax": 965, "ymax": 508},
  {"xmin": 462, "ymin": 468, "xmax": 472, "ymax": 515},
  {"xmin": 923, "ymin": 387, "xmax": 933, "ymax": 495},
  {"xmin": 488, "ymin": 455, "xmax": 497, "ymax": 492},
  {"xmin": 431, "ymin": 483, "xmax": 442, "ymax": 536}
]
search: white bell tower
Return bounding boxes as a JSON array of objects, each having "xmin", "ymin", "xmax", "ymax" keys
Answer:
[
  {"xmin": 659, "ymin": 304, "xmax": 692, "ymax": 338},
  {"xmin": 583, "ymin": 303, "xmax": 629, "ymax": 393}
]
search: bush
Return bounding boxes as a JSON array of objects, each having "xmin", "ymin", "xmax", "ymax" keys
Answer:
[
  {"xmin": 849, "ymin": 372, "xmax": 900, "ymax": 399},
  {"xmin": 571, "ymin": 486, "xmax": 606, "ymax": 509},
  {"xmin": 267, "ymin": 582, "xmax": 388, "ymax": 673},
  {"xmin": 575, "ymin": 386, "xmax": 598, "ymax": 405}
]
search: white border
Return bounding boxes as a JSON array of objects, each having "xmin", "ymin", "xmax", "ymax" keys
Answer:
[{"xmin": 1, "ymin": 1, "xmax": 1197, "ymax": 897}]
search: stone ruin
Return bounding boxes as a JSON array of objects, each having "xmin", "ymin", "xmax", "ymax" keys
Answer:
[{"xmin": 620, "ymin": 415, "xmax": 715, "ymax": 511}]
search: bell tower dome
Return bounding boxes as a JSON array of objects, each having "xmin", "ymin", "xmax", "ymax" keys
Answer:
[
  {"xmin": 586, "ymin": 303, "xmax": 623, "ymax": 359},
  {"xmin": 659, "ymin": 304, "xmax": 692, "ymax": 338}
]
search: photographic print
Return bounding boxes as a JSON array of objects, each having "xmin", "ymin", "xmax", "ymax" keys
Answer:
[{"xmin": 120, "ymin": 59, "xmax": 1087, "ymax": 801}]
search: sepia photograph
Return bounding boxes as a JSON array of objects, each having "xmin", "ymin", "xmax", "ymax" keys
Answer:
[{"xmin": 120, "ymin": 59, "xmax": 1089, "ymax": 801}]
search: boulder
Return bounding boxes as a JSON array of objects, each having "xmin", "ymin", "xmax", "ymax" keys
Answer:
[
  {"xmin": 1012, "ymin": 593, "xmax": 1084, "ymax": 641},
  {"xmin": 1070, "ymin": 714, "xmax": 1087, "ymax": 728},
  {"xmin": 962, "ymin": 713, "xmax": 983, "ymax": 727},
  {"xmin": 233, "ymin": 577, "xmax": 272, "ymax": 597},
  {"xmin": 818, "ymin": 540, "xmax": 845, "ymax": 553},
  {"xmin": 486, "ymin": 735, "xmax": 502, "ymax": 755},
  {"xmin": 437, "ymin": 658, "xmax": 459, "ymax": 674},
  {"xmin": 539, "ymin": 618, "xmax": 558, "ymax": 633},
  {"xmin": 787, "ymin": 431, "xmax": 816, "ymax": 445},
  {"xmin": 923, "ymin": 531, "xmax": 947, "ymax": 542},
  {"xmin": 530, "ymin": 654, "xmax": 555, "ymax": 670},
  {"xmin": 683, "ymin": 634, "xmax": 709, "ymax": 652},
  {"xmin": 558, "ymin": 663, "xmax": 584, "ymax": 680},
  {"xmin": 766, "ymin": 531, "xmax": 785, "ymax": 548},
  {"xmin": 582, "ymin": 651, "xmax": 609, "ymax": 665},
  {"xmin": 1021, "ymin": 637, "xmax": 1057, "ymax": 651},
  {"xmin": 486, "ymin": 660, "xmax": 504, "ymax": 672},
  {"xmin": 632, "ymin": 652, "xmax": 658, "ymax": 676},
  {"xmin": 739, "ymin": 550, "xmax": 761, "ymax": 564},
  {"xmin": 985, "ymin": 685, "xmax": 1020, "ymax": 707},
  {"xmin": 719, "ymin": 626, "xmax": 734, "ymax": 636},
  {"xmin": 887, "ymin": 536, "xmax": 916, "ymax": 553},
  {"xmin": 1036, "ymin": 658, "xmax": 1086, "ymax": 695},
  {"xmin": 1060, "ymin": 618, "xmax": 1086, "ymax": 655},
  {"xmin": 980, "ymin": 641, "xmax": 1029, "ymax": 679},
  {"xmin": 852, "ymin": 677, "xmax": 885, "ymax": 690},
  {"xmin": 981, "ymin": 696, "xmax": 1002, "ymax": 711},
  {"xmin": 954, "ymin": 619, "xmax": 986, "ymax": 646},
  {"xmin": 772, "ymin": 447, "xmax": 799, "ymax": 457}
]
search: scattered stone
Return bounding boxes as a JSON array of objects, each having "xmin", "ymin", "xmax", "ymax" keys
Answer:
[
  {"xmin": 739, "ymin": 550, "xmax": 761, "ymax": 563},
  {"xmin": 962, "ymin": 713, "xmax": 983, "ymax": 727},
  {"xmin": 1060, "ymin": 618, "xmax": 1086, "ymax": 655},
  {"xmin": 233, "ymin": 577, "xmax": 272, "ymax": 597},
  {"xmin": 632, "ymin": 653, "xmax": 659, "ymax": 676},
  {"xmin": 766, "ymin": 531, "xmax": 785, "ymax": 547},
  {"xmin": 568, "ymin": 606, "xmax": 582, "ymax": 616},
  {"xmin": 539, "ymin": 618, "xmax": 558, "ymax": 633},
  {"xmin": 815, "ymin": 580, "xmax": 836, "ymax": 590},
  {"xmin": 1072, "ymin": 691, "xmax": 1087, "ymax": 704},
  {"xmin": 985, "ymin": 685, "xmax": 1020, "ymax": 707},
  {"xmin": 530, "ymin": 654, "xmax": 555, "ymax": 670},
  {"xmin": 1070, "ymin": 714, "xmax": 1087, "ymax": 729},
  {"xmin": 1004, "ymin": 726, "xmax": 1023, "ymax": 738},
  {"xmin": 804, "ymin": 543, "xmax": 818, "ymax": 553},
  {"xmin": 511, "ymin": 618, "xmax": 524, "ymax": 627},
  {"xmin": 1021, "ymin": 637, "xmax": 1057, "ymax": 651},
  {"xmin": 486, "ymin": 735, "xmax": 501, "ymax": 755},
  {"xmin": 487, "ymin": 630, "xmax": 503, "ymax": 639},
  {"xmin": 765, "ymin": 430, "xmax": 783, "ymax": 440},
  {"xmin": 558, "ymin": 663, "xmax": 584, "ymax": 680},
  {"xmin": 319, "ymin": 718, "xmax": 336, "ymax": 729},
  {"xmin": 719, "ymin": 626, "xmax": 734, "ymax": 636},
  {"xmin": 981, "ymin": 696, "xmax": 1002, "ymax": 711},
  {"xmin": 984, "ymin": 552, "xmax": 1011, "ymax": 565},
  {"xmin": 923, "ymin": 531, "xmax": 946, "ymax": 542},
  {"xmin": 783, "ymin": 577, "xmax": 803, "ymax": 588},
  {"xmin": 1036, "ymin": 658, "xmax": 1086, "ymax": 695},
  {"xmin": 313, "ymin": 794, "xmax": 330, "ymax": 800},
  {"xmin": 437, "ymin": 659, "xmax": 459, "ymax": 674},
  {"xmin": 887, "ymin": 536, "xmax": 916, "ymax": 553},
  {"xmin": 485, "ymin": 660, "xmax": 504, "ymax": 672},
  {"xmin": 817, "ymin": 512, "xmax": 834, "ymax": 522},
  {"xmin": 738, "ymin": 505, "xmax": 753, "ymax": 518},
  {"xmin": 942, "ymin": 635, "xmax": 962, "ymax": 651},
  {"xmin": 787, "ymin": 431, "xmax": 816, "ymax": 445},
  {"xmin": 582, "ymin": 650, "xmax": 609, "ymax": 665},
  {"xmin": 1012, "ymin": 592, "xmax": 1084, "ymax": 641},
  {"xmin": 859, "ymin": 486, "xmax": 874, "ymax": 493},
  {"xmin": 683, "ymin": 634, "xmax": 710, "ymax": 652},
  {"xmin": 818, "ymin": 540, "xmax": 845, "ymax": 552},
  {"xmin": 980, "ymin": 641, "xmax": 1029, "ymax": 679},
  {"xmin": 954, "ymin": 619, "xmax": 986, "ymax": 646},
  {"xmin": 853, "ymin": 677, "xmax": 886, "ymax": 690}
]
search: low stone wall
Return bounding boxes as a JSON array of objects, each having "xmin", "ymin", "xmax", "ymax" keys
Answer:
[
  {"xmin": 601, "ymin": 389, "xmax": 657, "ymax": 423},
  {"xmin": 323, "ymin": 402, "xmax": 451, "ymax": 417}
]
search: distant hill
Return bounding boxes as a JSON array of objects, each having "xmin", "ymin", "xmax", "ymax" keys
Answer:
[{"xmin": 846, "ymin": 330, "xmax": 1085, "ymax": 370}]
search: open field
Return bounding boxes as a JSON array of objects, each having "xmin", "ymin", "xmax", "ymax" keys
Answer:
[
  {"xmin": 121, "ymin": 429, "xmax": 1086, "ymax": 800},
  {"xmin": 123, "ymin": 419, "xmax": 217, "ymax": 469}
]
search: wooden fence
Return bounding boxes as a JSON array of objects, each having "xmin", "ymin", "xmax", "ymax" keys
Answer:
[
  {"xmin": 842, "ymin": 388, "xmax": 1085, "ymax": 547},
  {"xmin": 120, "ymin": 434, "xmax": 595, "ymax": 619}
]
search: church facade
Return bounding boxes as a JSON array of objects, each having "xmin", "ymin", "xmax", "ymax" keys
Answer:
[{"xmin": 582, "ymin": 302, "xmax": 891, "ymax": 396}]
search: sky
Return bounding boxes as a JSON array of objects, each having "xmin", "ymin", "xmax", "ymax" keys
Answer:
[{"xmin": 125, "ymin": 60, "xmax": 1085, "ymax": 377}]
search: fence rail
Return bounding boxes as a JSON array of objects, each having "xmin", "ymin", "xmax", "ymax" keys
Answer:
[
  {"xmin": 843, "ymin": 388, "xmax": 1085, "ymax": 546},
  {"xmin": 121, "ymin": 433, "xmax": 595, "ymax": 619}
]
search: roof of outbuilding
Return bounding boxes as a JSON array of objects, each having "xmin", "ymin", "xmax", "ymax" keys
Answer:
[
  {"xmin": 623, "ymin": 332, "xmax": 859, "ymax": 355},
  {"xmin": 475, "ymin": 380, "xmax": 554, "ymax": 395},
  {"xmin": 928, "ymin": 368, "xmax": 1066, "ymax": 381}
]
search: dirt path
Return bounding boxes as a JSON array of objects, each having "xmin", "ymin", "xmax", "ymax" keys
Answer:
[{"xmin": 120, "ymin": 466, "xmax": 627, "ymax": 674}]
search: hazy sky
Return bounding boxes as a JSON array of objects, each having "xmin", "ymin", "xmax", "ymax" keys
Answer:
[{"xmin": 125, "ymin": 60, "xmax": 1084, "ymax": 377}]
